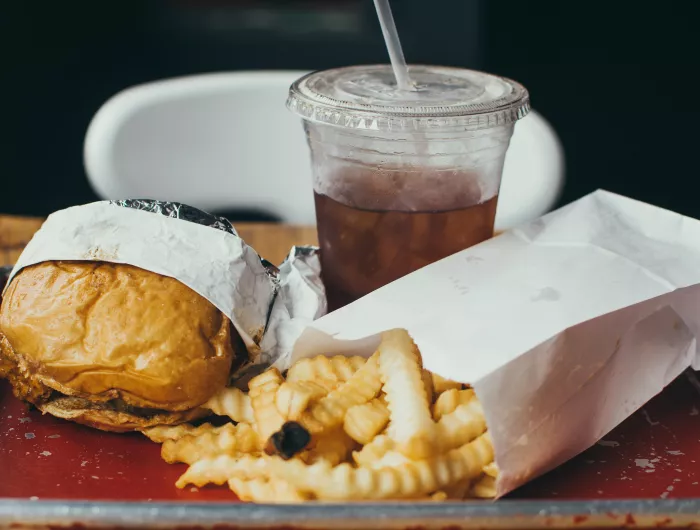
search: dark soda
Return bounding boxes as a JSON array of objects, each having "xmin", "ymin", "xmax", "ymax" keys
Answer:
[{"xmin": 315, "ymin": 192, "xmax": 498, "ymax": 311}]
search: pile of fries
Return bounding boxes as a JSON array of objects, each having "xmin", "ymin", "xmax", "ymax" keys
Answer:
[{"xmin": 142, "ymin": 329, "xmax": 497, "ymax": 502}]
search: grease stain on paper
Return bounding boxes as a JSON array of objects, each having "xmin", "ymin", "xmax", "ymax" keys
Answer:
[{"xmin": 531, "ymin": 287, "xmax": 561, "ymax": 302}]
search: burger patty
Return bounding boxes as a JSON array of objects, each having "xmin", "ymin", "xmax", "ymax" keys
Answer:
[{"xmin": 45, "ymin": 394, "xmax": 177, "ymax": 418}]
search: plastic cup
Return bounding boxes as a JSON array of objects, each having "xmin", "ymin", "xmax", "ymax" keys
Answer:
[{"xmin": 287, "ymin": 65, "xmax": 530, "ymax": 311}]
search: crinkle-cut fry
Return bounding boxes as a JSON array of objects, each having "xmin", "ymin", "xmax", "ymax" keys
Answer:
[
  {"xmin": 275, "ymin": 380, "xmax": 329, "ymax": 420},
  {"xmin": 142, "ymin": 423, "xmax": 216, "ymax": 443},
  {"xmin": 175, "ymin": 454, "xmax": 268, "ymax": 489},
  {"xmin": 343, "ymin": 398, "xmax": 390, "ymax": 445},
  {"xmin": 352, "ymin": 434, "xmax": 395, "ymax": 467},
  {"xmin": 301, "ymin": 429, "xmax": 356, "ymax": 466},
  {"xmin": 432, "ymin": 398, "xmax": 487, "ymax": 453},
  {"xmin": 161, "ymin": 423, "xmax": 259, "ymax": 464},
  {"xmin": 432, "ymin": 389, "xmax": 475, "ymax": 421},
  {"xmin": 249, "ymin": 368, "xmax": 286, "ymax": 442},
  {"xmin": 430, "ymin": 491, "xmax": 448, "ymax": 501},
  {"xmin": 204, "ymin": 387, "xmax": 254, "ymax": 424},
  {"xmin": 422, "ymin": 369, "xmax": 435, "ymax": 404},
  {"xmin": 268, "ymin": 432, "xmax": 494, "ymax": 500},
  {"xmin": 443, "ymin": 478, "xmax": 472, "ymax": 499},
  {"xmin": 378, "ymin": 329, "xmax": 435, "ymax": 459},
  {"xmin": 471, "ymin": 474, "xmax": 497, "ymax": 499},
  {"xmin": 329, "ymin": 355, "xmax": 366, "ymax": 382},
  {"xmin": 366, "ymin": 450, "xmax": 411, "ymax": 470},
  {"xmin": 483, "ymin": 461, "xmax": 499, "ymax": 478},
  {"xmin": 228, "ymin": 476, "xmax": 308, "ymax": 503},
  {"xmin": 297, "ymin": 353, "xmax": 382, "ymax": 434},
  {"xmin": 286, "ymin": 356, "xmax": 336, "ymax": 383},
  {"xmin": 286, "ymin": 355, "xmax": 366, "ymax": 385},
  {"xmin": 432, "ymin": 373, "xmax": 463, "ymax": 394}
]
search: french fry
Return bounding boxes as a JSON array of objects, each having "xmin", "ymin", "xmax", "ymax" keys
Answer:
[
  {"xmin": 430, "ymin": 491, "xmax": 448, "ymax": 501},
  {"xmin": 204, "ymin": 387, "xmax": 254, "ymax": 424},
  {"xmin": 343, "ymin": 398, "xmax": 390, "ymax": 445},
  {"xmin": 365, "ymin": 450, "xmax": 411, "ymax": 470},
  {"xmin": 330, "ymin": 355, "xmax": 367, "ymax": 382},
  {"xmin": 145, "ymin": 331, "xmax": 501, "ymax": 504},
  {"xmin": 432, "ymin": 398, "xmax": 487, "ymax": 453},
  {"xmin": 142, "ymin": 423, "xmax": 217, "ymax": 443},
  {"xmin": 267, "ymin": 432, "xmax": 494, "ymax": 500},
  {"xmin": 296, "ymin": 353, "xmax": 382, "ymax": 435},
  {"xmin": 161, "ymin": 423, "xmax": 259, "ymax": 464},
  {"xmin": 285, "ymin": 356, "xmax": 336, "ymax": 384},
  {"xmin": 175, "ymin": 454, "xmax": 268, "ymax": 489},
  {"xmin": 301, "ymin": 429, "xmax": 356, "ymax": 466},
  {"xmin": 275, "ymin": 380, "xmax": 329, "ymax": 420},
  {"xmin": 228, "ymin": 476, "xmax": 308, "ymax": 503},
  {"xmin": 483, "ymin": 462, "xmax": 499, "ymax": 478},
  {"xmin": 432, "ymin": 373, "xmax": 463, "ymax": 394},
  {"xmin": 249, "ymin": 368, "xmax": 286, "ymax": 442},
  {"xmin": 432, "ymin": 389, "xmax": 475, "ymax": 421},
  {"xmin": 378, "ymin": 329, "xmax": 435, "ymax": 460},
  {"xmin": 422, "ymin": 369, "xmax": 435, "ymax": 404},
  {"xmin": 352, "ymin": 434, "xmax": 395, "ymax": 467},
  {"xmin": 471, "ymin": 474, "xmax": 497, "ymax": 498},
  {"xmin": 443, "ymin": 478, "xmax": 472, "ymax": 500},
  {"xmin": 286, "ymin": 355, "xmax": 366, "ymax": 385}
]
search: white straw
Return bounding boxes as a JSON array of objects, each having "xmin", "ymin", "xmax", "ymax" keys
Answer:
[{"xmin": 373, "ymin": 0, "xmax": 413, "ymax": 91}]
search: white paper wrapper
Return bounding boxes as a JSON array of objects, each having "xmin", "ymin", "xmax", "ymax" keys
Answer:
[
  {"xmin": 287, "ymin": 190, "xmax": 700, "ymax": 496},
  {"xmin": 3, "ymin": 200, "xmax": 325, "ymax": 365}
]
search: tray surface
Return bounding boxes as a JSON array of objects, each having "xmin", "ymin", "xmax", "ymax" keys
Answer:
[{"xmin": 1, "ymin": 375, "xmax": 699, "ymax": 502}]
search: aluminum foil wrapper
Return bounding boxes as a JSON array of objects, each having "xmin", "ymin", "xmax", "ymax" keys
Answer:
[
  {"xmin": 109, "ymin": 199, "xmax": 326, "ymax": 366},
  {"xmin": 264, "ymin": 246, "xmax": 327, "ymax": 370},
  {"xmin": 5, "ymin": 200, "xmax": 326, "ymax": 369},
  {"xmin": 108, "ymin": 199, "xmax": 240, "ymax": 236}
]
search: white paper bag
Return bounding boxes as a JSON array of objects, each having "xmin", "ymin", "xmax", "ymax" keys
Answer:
[{"xmin": 287, "ymin": 190, "xmax": 700, "ymax": 495}]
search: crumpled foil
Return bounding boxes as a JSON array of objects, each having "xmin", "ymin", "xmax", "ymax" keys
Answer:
[{"xmin": 109, "ymin": 199, "xmax": 239, "ymax": 236}]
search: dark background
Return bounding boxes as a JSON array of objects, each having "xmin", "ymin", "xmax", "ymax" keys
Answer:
[{"xmin": 0, "ymin": 0, "xmax": 697, "ymax": 219}]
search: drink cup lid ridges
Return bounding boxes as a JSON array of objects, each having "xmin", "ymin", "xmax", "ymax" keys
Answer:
[{"xmin": 287, "ymin": 64, "xmax": 530, "ymax": 133}]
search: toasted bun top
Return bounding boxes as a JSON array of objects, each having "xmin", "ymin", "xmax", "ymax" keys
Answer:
[{"xmin": 0, "ymin": 261, "xmax": 234, "ymax": 410}]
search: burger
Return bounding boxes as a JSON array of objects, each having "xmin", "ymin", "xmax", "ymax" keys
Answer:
[{"xmin": 0, "ymin": 260, "xmax": 241, "ymax": 432}]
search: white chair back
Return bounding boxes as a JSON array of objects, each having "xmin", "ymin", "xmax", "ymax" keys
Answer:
[{"xmin": 84, "ymin": 71, "xmax": 564, "ymax": 230}]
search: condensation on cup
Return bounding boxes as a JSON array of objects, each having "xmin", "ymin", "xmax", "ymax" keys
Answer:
[{"xmin": 288, "ymin": 65, "xmax": 530, "ymax": 311}]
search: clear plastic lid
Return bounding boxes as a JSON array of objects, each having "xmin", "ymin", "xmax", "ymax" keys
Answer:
[{"xmin": 287, "ymin": 65, "xmax": 530, "ymax": 132}]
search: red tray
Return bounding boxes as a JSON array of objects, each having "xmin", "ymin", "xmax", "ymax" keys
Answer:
[{"xmin": 1, "ymin": 374, "xmax": 699, "ymax": 502}]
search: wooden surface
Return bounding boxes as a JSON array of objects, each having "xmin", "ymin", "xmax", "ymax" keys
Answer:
[
  {"xmin": 0, "ymin": 216, "xmax": 317, "ymax": 267},
  {"xmin": 236, "ymin": 223, "xmax": 318, "ymax": 264}
]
